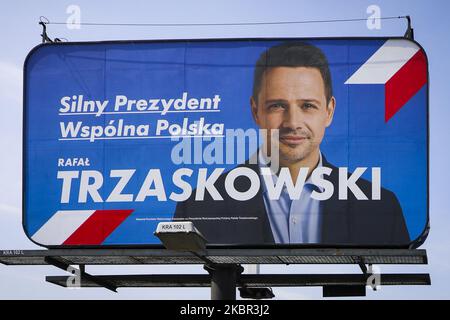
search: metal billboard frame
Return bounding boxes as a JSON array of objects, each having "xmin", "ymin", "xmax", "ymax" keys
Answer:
[
  {"xmin": 22, "ymin": 35, "xmax": 430, "ymax": 250},
  {"xmin": 0, "ymin": 248, "xmax": 430, "ymax": 299}
]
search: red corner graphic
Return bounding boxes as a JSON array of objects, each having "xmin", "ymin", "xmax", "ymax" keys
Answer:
[
  {"xmin": 385, "ymin": 49, "xmax": 427, "ymax": 122},
  {"xmin": 63, "ymin": 209, "xmax": 133, "ymax": 245}
]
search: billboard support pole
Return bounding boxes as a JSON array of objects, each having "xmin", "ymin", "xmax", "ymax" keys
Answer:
[{"xmin": 204, "ymin": 264, "xmax": 243, "ymax": 300}]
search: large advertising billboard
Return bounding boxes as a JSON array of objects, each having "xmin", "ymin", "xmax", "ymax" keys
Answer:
[{"xmin": 23, "ymin": 38, "xmax": 428, "ymax": 248}]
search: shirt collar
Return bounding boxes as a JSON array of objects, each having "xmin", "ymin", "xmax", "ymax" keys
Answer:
[{"xmin": 258, "ymin": 149, "xmax": 325, "ymax": 194}]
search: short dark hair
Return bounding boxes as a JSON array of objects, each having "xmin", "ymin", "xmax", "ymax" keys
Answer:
[{"xmin": 252, "ymin": 41, "xmax": 333, "ymax": 104}]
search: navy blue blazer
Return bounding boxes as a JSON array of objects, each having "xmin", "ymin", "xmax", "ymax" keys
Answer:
[{"xmin": 174, "ymin": 157, "xmax": 410, "ymax": 246}]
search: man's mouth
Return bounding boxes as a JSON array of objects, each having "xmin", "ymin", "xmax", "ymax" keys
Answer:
[{"xmin": 279, "ymin": 135, "xmax": 308, "ymax": 145}]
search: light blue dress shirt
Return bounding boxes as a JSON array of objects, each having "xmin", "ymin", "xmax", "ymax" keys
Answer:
[{"xmin": 259, "ymin": 151, "xmax": 324, "ymax": 244}]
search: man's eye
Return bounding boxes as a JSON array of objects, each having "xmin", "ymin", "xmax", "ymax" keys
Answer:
[
  {"xmin": 303, "ymin": 103, "xmax": 317, "ymax": 110},
  {"xmin": 268, "ymin": 104, "xmax": 285, "ymax": 110}
]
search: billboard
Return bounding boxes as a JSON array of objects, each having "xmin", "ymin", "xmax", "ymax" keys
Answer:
[{"xmin": 23, "ymin": 38, "xmax": 429, "ymax": 248}]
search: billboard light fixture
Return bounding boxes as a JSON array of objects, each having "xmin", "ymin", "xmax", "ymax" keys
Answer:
[{"xmin": 154, "ymin": 221, "xmax": 207, "ymax": 253}]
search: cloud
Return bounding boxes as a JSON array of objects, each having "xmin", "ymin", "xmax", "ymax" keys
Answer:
[
  {"xmin": 0, "ymin": 61, "xmax": 22, "ymax": 222},
  {"xmin": 0, "ymin": 61, "xmax": 22, "ymax": 106},
  {"xmin": 0, "ymin": 203, "xmax": 20, "ymax": 221},
  {"xmin": 0, "ymin": 202, "xmax": 39, "ymax": 249},
  {"xmin": 0, "ymin": 203, "xmax": 20, "ymax": 214}
]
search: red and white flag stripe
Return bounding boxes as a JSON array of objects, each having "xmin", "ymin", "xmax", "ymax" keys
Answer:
[
  {"xmin": 345, "ymin": 39, "xmax": 420, "ymax": 84},
  {"xmin": 345, "ymin": 39, "xmax": 427, "ymax": 122},
  {"xmin": 32, "ymin": 209, "xmax": 133, "ymax": 246}
]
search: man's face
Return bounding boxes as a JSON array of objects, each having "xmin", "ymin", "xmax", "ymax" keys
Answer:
[{"xmin": 251, "ymin": 67, "xmax": 335, "ymax": 165}]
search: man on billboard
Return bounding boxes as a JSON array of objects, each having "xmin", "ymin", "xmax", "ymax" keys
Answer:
[{"xmin": 174, "ymin": 41, "xmax": 410, "ymax": 246}]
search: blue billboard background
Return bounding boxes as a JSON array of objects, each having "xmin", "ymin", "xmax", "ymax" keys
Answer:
[{"xmin": 23, "ymin": 39, "xmax": 428, "ymax": 247}]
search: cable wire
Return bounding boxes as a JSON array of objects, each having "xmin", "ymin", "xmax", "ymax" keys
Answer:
[{"xmin": 39, "ymin": 16, "xmax": 407, "ymax": 27}]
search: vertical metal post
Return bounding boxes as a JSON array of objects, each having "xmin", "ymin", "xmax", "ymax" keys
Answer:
[
  {"xmin": 204, "ymin": 264, "xmax": 243, "ymax": 300},
  {"xmin": 39, "ymin": 22, "xmax": 47, "ymax": 43},
  {"xmin": 404, "ymin": 15, "xmax": 414, "ymax": 40}
]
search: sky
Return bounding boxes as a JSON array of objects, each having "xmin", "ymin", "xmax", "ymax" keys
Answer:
[{"xmin": 1, "ymin": 0, "xmax": 450, "ymax": 300}]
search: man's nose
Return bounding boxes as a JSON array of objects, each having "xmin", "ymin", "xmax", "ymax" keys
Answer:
[{"xmin": 282, "ymin": 106, "xmax": 303, "ymax": 130}]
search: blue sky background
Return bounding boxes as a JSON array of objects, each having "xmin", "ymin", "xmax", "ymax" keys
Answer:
[{"xmin": 1, "ymin": 0, "xmax": 449, "ymax": 299}]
